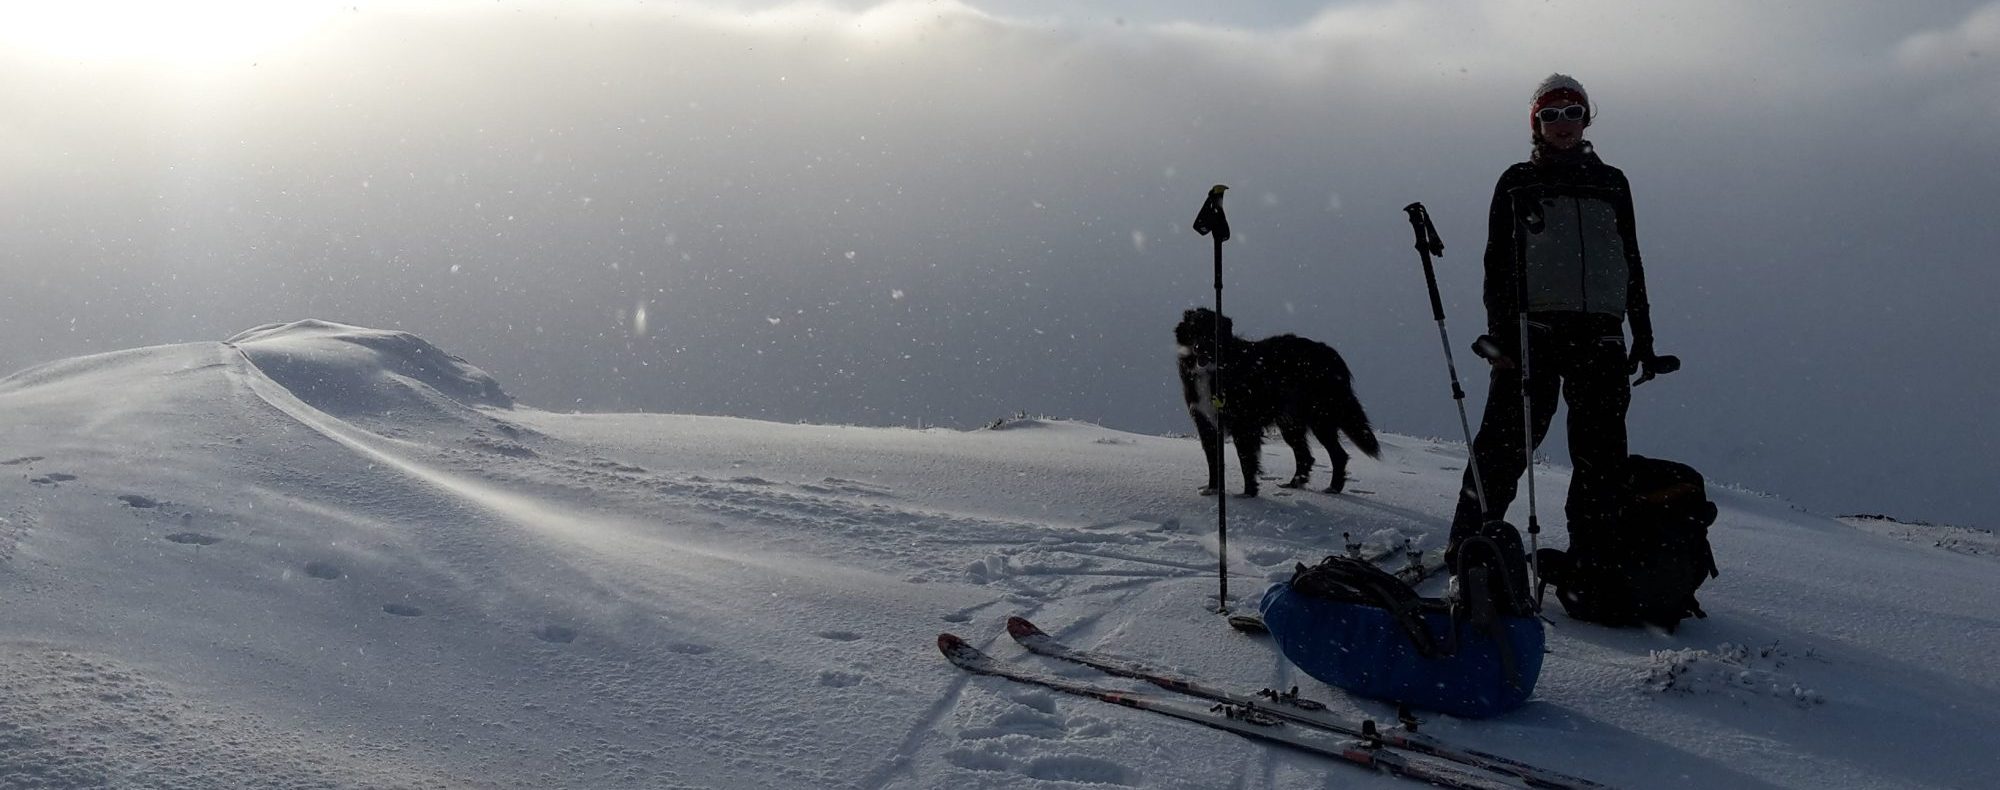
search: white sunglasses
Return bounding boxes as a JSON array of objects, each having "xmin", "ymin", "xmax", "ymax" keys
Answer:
[{"xmin": 1536, "ymin": 104, "xmax": 1588, "ymax": 123}]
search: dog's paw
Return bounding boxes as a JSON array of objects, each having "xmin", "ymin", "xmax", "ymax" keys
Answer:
[{"xmin": 1197, "ymin": 486, "xmax": 1218, "ymax": 497}]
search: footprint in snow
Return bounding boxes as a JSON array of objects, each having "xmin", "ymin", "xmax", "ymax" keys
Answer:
[
  {"xmin": 817, "ymin": 670, "xmax": 863, "ymax": 688},
  {"xmin": 382, "ymin": 604, "xmax": 423, "ymax": 617},
  {"xmin": 958, "ymin": 707, "xmax": 1069, "ymax": 741},
  {"xmin": 118, "ymin": 494, "xmax": 160, "ymax": 508},
  {"xmin": 814, "ymin": 630, "xmax": 862, "ymax": 642},
  {"xmin": 942, "ymin": 750, "xmax": 1137, "ymax": 787},
  {"xmin": 583, "ymin": 457, "xmax": 647, "ymax": 474},
  {"xmin": 1022, "ymin": 755, "xmax": 1139, "ymax": 785},
  {"xmin": 164, "ymin": 533, "xmax": 220, "ymax": 546},
  {"xmin": 29, "ymin": 473, "xmax": 77, "ymax": 486},
  {"xmin": 799, "ymin": 477, "xmax": 894, "ymax": 497},
  {"xmin": 943, "ymin": 749, "xmax": 1015, "ymax": 773},
  {"xmin": 1005, "ymin": 689, "xmax": 1059, "ymax": 715},
  {"xmin": 303, "ymin": 561, "xmax": 344, "ymax": 580},
  {"xmin": 533, "ymin": 625, "xmax": 578, "ymax": 644},
  {"xmin": 2, "ymin": 456, "xmax": 45, "ymax": 466},
  {"xmin": 1243, "ymin": 547, "xmax": 1294, "ymax": 567}
]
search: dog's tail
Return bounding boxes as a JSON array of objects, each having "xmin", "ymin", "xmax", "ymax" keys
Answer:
[{"xmin": 1336, "ymin": 385, "xmax": 1381, "ymax": 459}]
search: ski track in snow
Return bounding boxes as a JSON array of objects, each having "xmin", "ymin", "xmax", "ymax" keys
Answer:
[
  {"xmin": 217, "ymin": 334, "xmax": 1291, "ymax": 788},
  {"xmin": 239, "ymin": 336, "xmax": 1450, "ymax": 790},
  {"xmin": 1, "ymin": 326, "xmax": 1994, "ymax": 789}
]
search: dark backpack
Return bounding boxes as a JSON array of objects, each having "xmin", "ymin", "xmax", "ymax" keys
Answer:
[
  {"xmin": 1539, "ymin": 455, "xmax": 1720, "ymax": 631},
  {"xmin": 1447, "ymin": 520, "xmax": 1537, "ymax": 691},
  {"xmin": 1452, "ymin": 519, "xmax": 1538, "ymax": 623}
]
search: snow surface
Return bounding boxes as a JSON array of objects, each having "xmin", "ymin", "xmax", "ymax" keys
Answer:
[{"xmin": 1, "ymin": 322, "xmax": 1994, "ymax": 789}]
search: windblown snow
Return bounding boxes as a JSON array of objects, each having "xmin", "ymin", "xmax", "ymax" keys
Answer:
[{"xmin": 0, "ymin": 322, "xmax": 1992, "ymax": 789}]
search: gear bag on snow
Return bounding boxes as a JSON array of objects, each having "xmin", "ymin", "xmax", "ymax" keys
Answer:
[
  {"xmin": 1537, "ymin": 454, "xmax": 1720, "ymax": 631},
  {"xmin": 1259, "ymin": 521, "xmax": 1544, "ymax": 719}
]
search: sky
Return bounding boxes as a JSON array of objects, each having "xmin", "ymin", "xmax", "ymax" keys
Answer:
[{"xmin": 1, "ymin": 0, "xmax": 1997, "ymax": 526}]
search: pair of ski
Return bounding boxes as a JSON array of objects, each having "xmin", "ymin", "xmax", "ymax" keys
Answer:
[{"xmin": 938, "ymin": 616, "xmax": 1609, "ymax": 790}]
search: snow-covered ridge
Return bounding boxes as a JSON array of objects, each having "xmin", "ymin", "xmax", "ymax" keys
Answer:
[
  {"xmin": 226, "ymin": 319, "xmax": 514, "ymax": 417},
  {"xmin": 1838, "ymin": 513, "xmax": 1996, "ymax": 559},
  {"xmin": 0, "ymin": 323, "xmax": 1994, "ymax": 789}
]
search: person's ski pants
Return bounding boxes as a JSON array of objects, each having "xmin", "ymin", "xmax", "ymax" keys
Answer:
[{"xmin": 1451, "ymin": 317, "xmax": 1631, "ymax": 558}]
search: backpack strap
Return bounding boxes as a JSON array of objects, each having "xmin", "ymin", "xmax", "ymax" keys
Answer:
[
  {"xmin": 1451, "ymin": 535, "xmax": 1529, "ymax": 691},
  {"xmin": 1290, "ymin": 557, "xmax": 1443, "ymax": 658}
]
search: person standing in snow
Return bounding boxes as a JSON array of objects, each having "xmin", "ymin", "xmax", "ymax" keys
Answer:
[{"xmin": 1447, "ymin": 74, "xmax": 1669, "ymax": 577}]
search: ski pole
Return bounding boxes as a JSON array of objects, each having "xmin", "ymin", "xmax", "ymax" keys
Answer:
[
  {"xmin": 1193, "ymin": 184, "xmax": 1232, "ymax": 614},
  {"xmin": 1400, "ymin": 203, "xmax": 1489, "ymax": 515},
  {"xmin": 1506, "ymin": 194, "xmax": 1544, "ymax": 607}
]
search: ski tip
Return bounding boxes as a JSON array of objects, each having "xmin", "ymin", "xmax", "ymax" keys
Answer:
[
  {"xmin": 1005, "ymin": 616, "xmax": 1044, "ymax": 639},
  {"xmin": 937, "ymin": 633, "xmax": 970, "ymax": 655}
]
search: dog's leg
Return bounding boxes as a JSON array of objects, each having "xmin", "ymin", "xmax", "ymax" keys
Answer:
[
  {"xmin": 1191, "ymin": 411, "xmax": 1223, "ymax": 496},
  {"xmin": 1312, "ymin": 418, "xmax": 1352, "ymax": 494},
  {"xmin": 1278, "ymin": 421, "xmax": 1313, "ymax": 489},
  {"xmin": 1231, "ymin": 421, "xmax": 1262, "ymax": 498}
]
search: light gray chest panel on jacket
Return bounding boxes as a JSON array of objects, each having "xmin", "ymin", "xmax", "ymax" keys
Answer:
[{"xmin": 1517, "ymin": 194, "xmax": 1629, "ymax": 316}]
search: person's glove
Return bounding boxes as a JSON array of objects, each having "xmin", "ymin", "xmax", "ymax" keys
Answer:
[
  {"xmin": 1629, "ymin": 340, "xmax": 1681, "ymax": 386},
  {"xmin": 1627, "ymin": 339, "xmax": 1655, "ymax": 377},
  {"xmin": 1472, "ymin": 335, "xmax": 1516, "ymax": 370}
]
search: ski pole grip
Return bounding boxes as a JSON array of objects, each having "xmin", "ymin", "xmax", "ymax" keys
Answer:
[
  {"xmin": 1402, "ymin": 203, "xmax": 1448, "ymax": 322},
  {"xmin": 1402, "ymin": 202, "xmax": 1445, "ymax": 258}
]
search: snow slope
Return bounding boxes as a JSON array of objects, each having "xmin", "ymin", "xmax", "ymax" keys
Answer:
[{"xmin": 1, "ymin": 322, "xmax": 1993, "ymax": 789}]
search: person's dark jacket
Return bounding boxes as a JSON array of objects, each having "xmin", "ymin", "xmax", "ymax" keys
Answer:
[{"xmin": 1481, "ymin": 145, "xmax": 1654, "ymax": 358}]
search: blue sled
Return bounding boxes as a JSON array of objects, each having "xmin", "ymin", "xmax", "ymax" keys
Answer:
[{"xmin": 1259, "ymin": 582, "xmax": 1544, "ymax": 719}]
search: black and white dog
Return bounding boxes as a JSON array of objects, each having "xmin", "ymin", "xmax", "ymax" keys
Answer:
[{"xmin": 1175, "ymin": 308, "xmax": 1380, "ymax": 497}]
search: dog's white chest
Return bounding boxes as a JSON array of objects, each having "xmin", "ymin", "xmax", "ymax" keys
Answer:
[{"xmin": 1190, "ymin": 363, "xmax": 1219, "ymax": 421}]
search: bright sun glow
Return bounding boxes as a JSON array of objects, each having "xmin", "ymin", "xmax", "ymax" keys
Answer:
[{"xmin": 0, "ymin": 0, "xmax": 343, "ymax": 62}]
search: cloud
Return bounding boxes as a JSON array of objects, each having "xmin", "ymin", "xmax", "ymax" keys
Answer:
[
  {"xmin": 1897, "ymin": 1, "xmax": 2000, "ymax": 73},
  {"xmin": 1894, "ymin": 2, "xmax": 2000, "ymax": 118},
  {"xmin": 0, "ymin": 0, "xmax": 1995, "ymax": 526}
]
